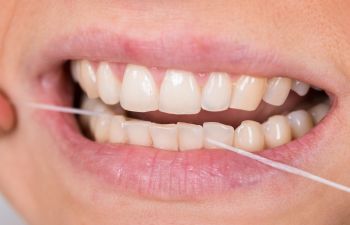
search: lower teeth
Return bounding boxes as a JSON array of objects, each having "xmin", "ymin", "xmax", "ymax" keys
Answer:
[{"xmin": 79, "ymin": 97, "xmax": 330, "ymax": 152}]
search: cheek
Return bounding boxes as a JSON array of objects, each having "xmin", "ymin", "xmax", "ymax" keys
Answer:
[{"xmin": 0, "ymin": 92, "xmax": 15, "ymax": 133}]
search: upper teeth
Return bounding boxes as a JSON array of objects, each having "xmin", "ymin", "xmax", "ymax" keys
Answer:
[{"xmin": 71, "ymin": 60, "xmax": 313, "ymax": 115}]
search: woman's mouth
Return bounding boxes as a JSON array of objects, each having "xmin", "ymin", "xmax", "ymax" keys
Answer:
[
  {"xmin": 73, "ymin": 60, "xmax": 329, "ymax": 153},
  {"xmin": 28, "ymin": 30, "xmax": 337, "ymax": 200}
]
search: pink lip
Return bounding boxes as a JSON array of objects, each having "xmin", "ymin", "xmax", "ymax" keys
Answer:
[{"xmin": 29, "ymin": 27, "xmax": 334, "ymax": 200}]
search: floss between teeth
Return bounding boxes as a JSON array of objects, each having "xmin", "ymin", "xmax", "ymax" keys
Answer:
[{"xmin": 26, "ymin": 102, "xmax": 350, "ymax": 194}]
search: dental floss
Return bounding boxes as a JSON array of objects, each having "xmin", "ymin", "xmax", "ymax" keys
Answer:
[
  {"xmin": 27, "ymin": 102, "xmax": 350, "ymax": 194},
  {"xmin": 207, "ymin": 139, "xmax": 350, "ymax": 194},
  {"xmin": 26, "ymin": 102, "xmax": 107, "ymax": 117}
]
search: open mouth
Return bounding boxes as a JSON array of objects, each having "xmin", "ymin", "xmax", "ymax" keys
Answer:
[
  {"xmin": 28, "ymin": 31, "xmax": 336, "ymax": 200},
  {"xmin": 72, "ymin": 60, "xmax": 330, "ymax": 153}
]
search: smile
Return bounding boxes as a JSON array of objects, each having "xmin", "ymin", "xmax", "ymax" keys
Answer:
[{"xmin": 29, "ymin": 29, "xmax": 337, "ymax": 200}]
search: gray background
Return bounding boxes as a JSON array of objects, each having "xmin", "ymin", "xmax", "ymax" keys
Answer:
[{"xmin": 0, "ymin": 194, "xmax": 26, "ymax": 225}]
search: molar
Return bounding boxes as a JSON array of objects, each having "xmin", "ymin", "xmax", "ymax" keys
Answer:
[
  {"xmin": 291, "ymin": 80, "xmax": 310, "ymax": 96},
  {"xmin": 308, "ymin": 103, "xmax": 330, "ymax": 124}
]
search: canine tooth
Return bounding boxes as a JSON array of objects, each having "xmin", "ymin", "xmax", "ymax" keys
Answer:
[
  {"xmin": 263, "ymin": 77, "xmax": 292, "ymax": 106},
  {"xmin": 159, "ymin": 70, "xmax": 201, "ymax": 114},
  {"xmin": 203, "ymin": 122, "xmax": 234, "ymax": 149},
  {"xmin": 124, "ymin": 120, "xmax": 152, "ymax": 147},
  {"xmin": 80, "ymin": 97, "xmax": 100, "ymax": 128},
  {"xmin": 287, "ymin": 110, "xmax": 314, "ymax": 138},
  {"xmin": 120, "ymin": 64, "xmax": 158, "ymax": 112},
  {"xmin": 80, "ymin": 60, "xmax": 99, "ymax": 98},
  {"xmin": 92, "ymin": 114, "xmax": 113, "ymax": 143},
  {"xmin": 234, "ymin": 120, "xmax": 265, "ymax": 152},
  {"xmin": 230, "ymin": 76, "xmax": 266, "ymax": 111},
  {"xmin": 109, "ymin": 115, "xmax": 127, "ymax": 144},
  {"xmin": 291, "ymin": 80, "xmax": 310, "ymax": 96},
  {"xmin": 150, "ymin": 124, "xmax": 178, "ymax": 151},
  {"xmin": 262, "ymin": 115, "xmax": 292, "ymax": 148},
  {"xmin": 97, "ymin": 62, "xmax": 121, "ymax": 105},
  {"xmin": 308, "ymin": 103, "xmax": 330, "ymax": 124},
  {"xmin": 178, "ymin": 123, "xmax": 203, "ymax": 151},
  {"xmin": 201, "ymin": 72, "xmax": 232, "ymax": 112},
  {"xmin": 71, "ymin": 60, "xmax": 81, "ymax": 82}
]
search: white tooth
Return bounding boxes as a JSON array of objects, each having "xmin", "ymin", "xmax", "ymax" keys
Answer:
[
  {"xmin": 124, "ymin": 120, "xmax": 152, "ymax": 147},
  {"xmin": 291, "ymin": 80, "xmax": 310, "ymax": 96},
  {"xmin": 263, "ymin": 77, "xmax": 292, "ymax": 106},
  {"xmin": 71, "ymin": 60, "xmax": 81, "ymax": 82},
  {"xmin": 287, "ymin": 110, "xmax": 314, "ymax": 138},
  {"xmin": 109, "ymin": 115, "xmax": 127, "ymax": 144},
  {"xmin": 80, "ymin": 97, "xmax": 100, "ymax": 128},
  {"xmin": 308, "ymin": 103, "xmax": 330, "ymax": 124},
  {"xmin": 150, "ymin": 124, "xmax": 178, "ymax": 151},
  {"xmin": 234, "ymin": 120, "xmax": 265, "ymax": 152},
  {"xmin": 230, "ymin": 76, "xmax": 266, "ymax": 111},
  {"xmin": 97, "ymin": 62, "xmax": 121, "ymax": 105},
  {"xmin": 201, "ymin": 72, "xmax": 232, "ymax": 112},
  {"xmin": 120, "ymin": 64, "xmax": 158, "ymax": 112},
  {"xmin": 262, "ymin": 115, "xmax": 292, "ymax": 148},
  {"xmin": 177, "ymin": 122, "xmax": 203, "ymax": 151},
  {"xmin": 159, "ymin": 70, "xmax": 201, "ymax": 114},
  {"xmin": 80, "ymin": 60, "xmax": 99, "ymax": 98},
  {"xmin": 203, "ymin": 122, "xmax": 234, "ymax": 149},
  {"xmin": 92, "ymin": 114, "xmax": 113, "ymax": 143}
]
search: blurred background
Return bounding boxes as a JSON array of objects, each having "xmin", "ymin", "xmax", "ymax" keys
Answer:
[{"xmin": 0, "ymin": 194, "xmax": 26, "ymax": 225}]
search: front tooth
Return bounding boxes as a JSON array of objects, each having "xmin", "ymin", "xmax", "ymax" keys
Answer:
[
  {"xmin": 150, "ymin": 124, "xmax": 178, "ymax": 151},
  {"xmin": 234, "ymin": 120, "xmax": 265, "ymax": 152},
  {"xmin": 97, "ymin": 62, "xmax": 121, "ymax": 105},
  {"xmin": 230, "ymin": 76, "xmax": 266, "ymax": 111},
  {"xmin": 80, "ymin": 60, "xmax": 99, "ymax": 98},
  {"xmin": 109, "ymin": 115, "xmax": 127, "ymax": 144},
  {"xmin": 120, "ymin": 64, "xmax": 158, "ymax": 112},
  {"xmin": 159, "ymin": 70, "xmax": 201, "ymax": 114},
  {"xmin": 203, "ymin": 122, "xmax": 234, "ymax": 149},
  {"xmin": 201, "ymin": 72, "xmax": 232, "ymax": 112},
  {"xmin": 287, "ymin": 110, "xmax": 314, "ymax": 138},
  {"xmin": 263, "ymin": 77, "xmax": 292, "ymax": 106},
  {"xmin": 123, "ymin": 120, "xmax": 152, "ymax": 147},
  {"xmin": 178, "ymin": 123, "xmax": 203, "ymax": 151},
  {"xmin": 262, "ymin": 115, "xmax": 292, "ymax": 148},
  {"xmin": 308, "ymin": 103, "xmax": 330, "ymax": 124},
  {"xmin": 92, "ymin": 114, "xmax": 113, "ymax": 143},
  {"xmin": 291, "ymin": 80, "xmax": 310, "ymax": 96}
]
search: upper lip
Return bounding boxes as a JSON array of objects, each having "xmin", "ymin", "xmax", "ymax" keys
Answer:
[{"xmin": 27, "ymin": 27, "xmax": 338, "ymax": 200}]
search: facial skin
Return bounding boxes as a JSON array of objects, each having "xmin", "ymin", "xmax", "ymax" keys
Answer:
[{"xmin": 1, "ymin": 1, "xmax": 350, "ymax": 224}]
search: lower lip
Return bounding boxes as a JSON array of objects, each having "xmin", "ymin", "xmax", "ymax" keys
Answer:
[{"xmin": 37, "ymin": 99, "xmax": 328, "ymax": 201}]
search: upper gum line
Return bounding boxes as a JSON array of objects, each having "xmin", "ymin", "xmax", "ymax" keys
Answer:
[{"xmin": 71, "ymin": 59, "xmax": 317, "ymax": 115}]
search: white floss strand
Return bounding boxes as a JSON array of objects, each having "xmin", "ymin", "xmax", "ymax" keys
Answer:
[
  {"xmin": 207, "ymin": 139, "xmax": 350, "ymax": 194},
  {"xmin": 27, "ymin": 102, "xmax": 350, "ymax": 194},
  {"xmin": 26, "ymin": 102, "xmax": 106, "ymax": 117}
]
